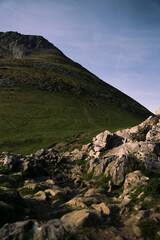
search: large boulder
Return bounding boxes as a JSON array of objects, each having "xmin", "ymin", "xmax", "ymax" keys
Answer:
[
  {"xmin": 93, "ymin": 130, "xmax": 114, "ymax": 152},
  {"xmin": 144, "ymin": 156, "xmax": 160, "ymax": 174},
  {"xmin": 146, "ymin": 121, "xmax": 160, "ymax": 142},
  {"xmin": 105, "ymin": 154, "xmax": 131, "ymax": 186},
  {"xmin": 115, "ymin": 116, "xmax": 153, "ymax": 142},
  {"xmin": 3, "ymin": 155, "xmax": 21, "ymax": 170},
  {"xmin": 92, "ymin": 130, "xmax": 124, "ymax": 153},
  {"xmin": 61, "ymin": 209, "xmax": 103, "ymax": 231},
  {"xmin": 123, "ymin": 170, "xmax": 149, "ymax": 195},
  {"xmin": 104, "ymin": 141, "xmax": 140, "ymax": 158},
  {"xmin": 93, "ymin": 157, "xmax": 114, "ymax": 176}
]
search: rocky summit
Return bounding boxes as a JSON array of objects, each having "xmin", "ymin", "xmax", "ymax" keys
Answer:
[
  {"xmin": 0, "ymin": 113, "xmax": 160, "ymax": 240},
  {"xmin": 0, "ymin": 31, "xmax": 61, "ymax": 59}
]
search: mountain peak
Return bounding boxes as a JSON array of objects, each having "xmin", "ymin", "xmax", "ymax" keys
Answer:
[{"xmin": 0, "ymin": 31, "xmax": 61, "ymax": 59}]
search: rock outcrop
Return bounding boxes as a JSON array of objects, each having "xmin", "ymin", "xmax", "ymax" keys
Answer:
[
  {"xmin": 0, "ymin": 114, "xmax": 160, "ymax": 239},
  {"xmin": 0, "ymin": 219, "xmax": 65, "ymax": 240},
  {"xmin": 0, "ymin": 31, "xmax": 62, "ymax": 59}
]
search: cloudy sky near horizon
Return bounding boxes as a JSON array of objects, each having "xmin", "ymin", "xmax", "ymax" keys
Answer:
[{"xmin": 0, "ymin": 0, "xmax": 160, "ymax": 113}]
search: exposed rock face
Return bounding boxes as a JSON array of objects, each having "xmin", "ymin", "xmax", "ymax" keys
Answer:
[
  {"xmin": 123, "ymin": 170, "xmax": 149, "ymax": 195},
  {"xmin": 105, "ymin": 154, "xmax": 132, "ymax": 185},
  {"xmin": 3, "ymin": 154, "xmax": 21, "ymax": 170},
  {"xmin": 0, "ymin": 31, "xmax": 61, "ymax": 59},
  {"xmin": 92, "ymin": 130, "xmax": 123, "ymax": 153},
  {"xmin": 0, "ymin": 114, "xmax": 160, "ymax": 240},
  {"xmin": 93, "ymin": 130, "xmax": 113, "ymax": 152},
  {"xmin": 0, "ymin": 219, "xmax": 65, "ymax": 240}
]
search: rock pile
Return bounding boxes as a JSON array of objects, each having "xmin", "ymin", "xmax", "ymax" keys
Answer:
[{"xmin": 0, "ymin": 114, "xmax": 160, "ymax": 239}]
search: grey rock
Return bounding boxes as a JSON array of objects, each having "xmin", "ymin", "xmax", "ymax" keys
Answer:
[
  {"xmin": 93, "ymin": 158, "xmax": 109, "ymax": 176},
  {"xmin": 3, "ymin": 155, "xmax": 21, "ymax": 170},
  {"xmin": 34, "ymin": 148, "xmax": 46, "ymax": 158},
  {"xmin": 123, "ymin": 170, "xmax": 149, "ymax": 195},
  {"xmin": 105, "ymin": 154, "xmax": 131, "ymax": 186},
  {"xmin": 93, "ymin": 130, "xmax": 114, "ymax": 152},
  {"xmin": 87, "ymin": 158, "xmax": 99, "ymax": 173},
  {"xmin": 0, "ymin": 219, "xmax": 65, "ymax": 240},
  {"xmin": 93, "ymin": 156, "xmax": 115, "ymax": 176},
  {"xmin": 71, "ymin": 149, "xmax": 87, "ymax": 161},
  {"xmin": 20, "ymin": 160, "xmax": 32, "ymax": 172}
]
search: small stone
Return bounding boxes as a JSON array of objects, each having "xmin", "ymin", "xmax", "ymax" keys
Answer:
[
  {"xmin": 136, "ymin": 210, "xmax": 149, "ymax": 221},
  {"xmin": 84, "ymin": 188, "xmax": 104, "ymax": 197},
  {"xmin": 91, "ymin": 202, "xmax": 110, "ymax": 215},
  {"xmin": 34, "ymin": 149, "xmax": 46, "ymax": 158},
  {"xmin": 34, "ymin": 191, "xmax": 46, "ymax": 200},
  {"xmin": 66, "ymin": 197, "xmax": 87, "ymax": 209},
  {"xmin": 134, "ymin": 205, "xmax": 142, "ymax": 211},
  {"xmin": 137, "ymin": 192, "xmax": 144, "ymax": 199},
  {"xmin": 133, "ymin": 226, "xmax": 142, "ymax": 238},
  {"xmin": 82, "ymin": 143, "xmax": 91, "ymax": 151},
  {"xmin": 115, "ymin": 236, "xmax": 124, "ymax": 240},
  {"xmin": 45, "ymin": 179, "xmax": 55, "ymax": 185},
  {"xmin": 144, "ymin": 196, "xmax": 153, "ymax": 202},
  {"xmin": 45, "ymin": 188, "xmax": 61, "ymax": 197}
]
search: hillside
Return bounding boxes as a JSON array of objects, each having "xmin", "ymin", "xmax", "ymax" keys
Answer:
[
  {"xmin": 0, "ymin": 31, "xmax": 152, "ymax": 154},
  {"xmin": 0, "ymin": 114, "xmax": 160, "ymax": 239}
]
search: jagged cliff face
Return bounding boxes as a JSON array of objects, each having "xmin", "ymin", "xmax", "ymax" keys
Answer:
[{"xmin": 0, "ymin": 31, "xmax": 61, "ymax": 59}]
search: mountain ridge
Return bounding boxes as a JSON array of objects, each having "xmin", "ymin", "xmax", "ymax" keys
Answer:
[
  {"xmin": 0, "ymin": 31, "xmax": 151, "ymax": 115},
  {"xmin": 0, "ymin": 31, "xmax": 62, "ymax": 59}
]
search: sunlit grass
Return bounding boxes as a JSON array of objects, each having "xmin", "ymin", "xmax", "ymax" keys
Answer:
[{"xmin": 0, "ymin": 86, "xmax": 145, "ymax": 154}]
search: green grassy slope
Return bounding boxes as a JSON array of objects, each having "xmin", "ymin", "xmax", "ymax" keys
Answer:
[
  {"xmin": 0, "ymin": 33, "xmax": 152, "ymax": 154},
  {"xmin": 0, "ymin": 86, "xmax": 148, "ymax": 154},
  {"xmin": 0, "ymin": 49, "xmax": 151, "ymax": 116}
]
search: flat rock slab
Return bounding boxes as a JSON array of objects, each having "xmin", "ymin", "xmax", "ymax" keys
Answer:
[{"xmin": 61, "ymin": 209, "xmax": 103, "ymax": 231}]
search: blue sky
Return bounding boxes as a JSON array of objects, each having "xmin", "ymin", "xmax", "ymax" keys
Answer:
[{"xmin": 0, "ymin": 0, "xmax": 160, "ymax": 113}]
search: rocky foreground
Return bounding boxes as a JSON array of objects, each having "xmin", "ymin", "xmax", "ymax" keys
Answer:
[{"xmin": 0, "ymin": 114, "xmax": 160, "ymax": 240}]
